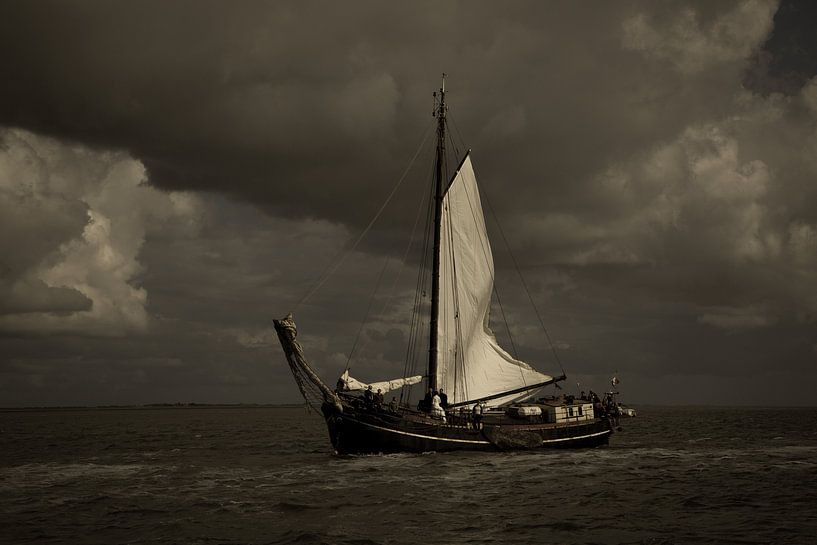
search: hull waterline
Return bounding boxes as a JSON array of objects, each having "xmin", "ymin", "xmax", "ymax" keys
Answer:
[{"xmin": 321, "ymin": 402, "xmax": 613, "ymax": 455}]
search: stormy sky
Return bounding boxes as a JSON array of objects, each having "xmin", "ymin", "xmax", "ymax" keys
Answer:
[{"xmin": 2, "ymin": 0, "xmax": 816, "ymax": 407}]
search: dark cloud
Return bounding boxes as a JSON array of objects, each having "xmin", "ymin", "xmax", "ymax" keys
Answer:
[
  {"xmin": 2, "ymin": 0, "xmax": 756, "ymax": 224},
  {"xmin": 745, "ymin": 0, "xmax": 817, "ymax": 94},
  {"xmin": 0, "ymin": 278, "xmax": 92, "ymax": 315},
  {"xmin": 2, "ymin": 0, "xmax": 817, "ymax": 406}
]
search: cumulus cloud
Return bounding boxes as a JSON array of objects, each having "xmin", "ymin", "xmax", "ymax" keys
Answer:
[
  {"xmin": 509, "ymin": 66, "xmax": 817, "ymax": 334},
  {"xmin": 0, "ymin": 129, "xmax": 201, "ymax": 335},
  {"xmin": 622, "ymin": 0, "xmax": 777, "ymax": 74},
  {"xmin": 618, "ymin": 123, "xmax": 776, "ymax": 263},
  {"xmin": 514, "ymin": 121, "xmax": 779, "ymax": 266}
]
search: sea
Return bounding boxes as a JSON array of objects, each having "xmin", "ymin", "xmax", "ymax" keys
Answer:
[{"xmin": 1, "ymin": 406, "xmax": 816, "ymax": 545}]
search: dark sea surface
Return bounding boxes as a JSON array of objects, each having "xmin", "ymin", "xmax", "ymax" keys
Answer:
[{"xmin": 2, "ymin": 406, "xmax": 816, "ymax": 545}]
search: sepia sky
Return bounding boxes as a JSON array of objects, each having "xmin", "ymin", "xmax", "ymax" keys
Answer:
[{"xmin": 2, "ymin": 0, "xmax": 817, "ymax": 406}]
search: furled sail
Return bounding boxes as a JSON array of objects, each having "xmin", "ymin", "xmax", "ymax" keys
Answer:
[
  {"xmin": 337, "ymin": 370, "xmax": 423, "ymax": 394},
  {"xmin": 437, "ymin": 154, "xmax": 552, "ymax": 407}
]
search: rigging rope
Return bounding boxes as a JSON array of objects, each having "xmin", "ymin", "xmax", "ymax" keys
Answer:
[
  {"xmin": 346, "ymin": 154, "xmax": 434, "ymax": 376},
  {"xmin": 376, "ymin": 163, "xmax": 432, "ymax": 320},
  {"xmin": 402, "ymin": 158, "xmax": 437, "ymax": 404},
  {"xmin": 478, "ymin": 183, "xmax": 568, "ymax": 378},
  {"xmin": 446, "ymin": 110, "xmax": 468, "ymax": 157},
  {"xmin": 492, "ymin": 283, "xmax": 519, "ymax": 360},
  {"xmin": 344, "ymin": 254, "xmax": 392, "ymax": 371},
  {"xmin": 291, "ymin": 121, "xmax": 435, "ymax": 312}
]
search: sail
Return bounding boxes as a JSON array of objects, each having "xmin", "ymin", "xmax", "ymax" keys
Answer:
[
  {"xmin": 337, "ymin": 370, "xmax": 423, "ymax": 393},
  {"xmin": 437, "ymin": 154, "xmax": 552, "ymax": 407}
]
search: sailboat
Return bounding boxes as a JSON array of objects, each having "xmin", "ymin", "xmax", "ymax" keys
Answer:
[{"xmin": 274, "ymin": 76, "xmax": 614, "ymax": 454}]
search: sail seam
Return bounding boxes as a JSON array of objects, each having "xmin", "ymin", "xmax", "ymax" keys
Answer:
[
  {"xmin": 443, "ymin": 192, "xmax": 468, "ymax": 403},
  {"xmin": 457, "ymin": 160, "xmax": 528, "ymax": 387}
]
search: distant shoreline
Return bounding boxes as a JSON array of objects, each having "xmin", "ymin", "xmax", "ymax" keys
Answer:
[
  {"xmin": 2, "ymin": 403, "xmax": 816, "ymax": 412},
  {"xmin": 0, "ymin": 403, "xmax": 310, "ymax": 412}
]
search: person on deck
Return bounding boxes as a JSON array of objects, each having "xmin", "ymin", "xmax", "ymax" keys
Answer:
[
  {"xmin": 472, "ymin": 402, "xmax": 483, "ymax": 429},
  {"xmin": 363, "ymin": 385, "xmax": 374, "ymax": 408},
  {"xmin": 438, "ymin": 388, "xmax": 448, "ymax": 408},
  {"xmin": 431, "ymin": 390, "xmax": 446, "ymax": 422},
  {"xmin": 374, "ymin": 388, "xmax": 385, "ymax": 408},
  {"xmin": 589, "ymin": 390, "xmax": 601, "ymax": 417},
  {"xmin": 603, "ymin": 393, "xmax": 613, "ymax": 413},
  {"xmin": 389, "ymin": 397, "xmax": 398, "ymax": 412},
  {"xmin": 420, "ymin": 388, "xmax": 433, "ymax": 412}
]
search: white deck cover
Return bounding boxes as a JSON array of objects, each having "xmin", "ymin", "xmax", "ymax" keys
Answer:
[{"xmin": 437, "ymin": 155, "xmax": 552, "ymax": 407}]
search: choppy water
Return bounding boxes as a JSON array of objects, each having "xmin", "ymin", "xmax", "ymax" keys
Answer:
[{"xmin": 1, "ymin": 406, "xmax": 816, "ymax": 545}]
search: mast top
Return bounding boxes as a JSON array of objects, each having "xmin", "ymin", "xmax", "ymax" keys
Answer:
[{"xmin": 434, "ymin": 73, "xmax": 447, "ymax": 120}]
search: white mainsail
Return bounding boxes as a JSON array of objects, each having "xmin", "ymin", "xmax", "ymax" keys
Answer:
[{"xmin": 437, "ymin": 154, "xmax": 552, "ymax": 407}]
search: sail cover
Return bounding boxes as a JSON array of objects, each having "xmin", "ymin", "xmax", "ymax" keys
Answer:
[
  {"xmin": 337, "ymin": 370, "xmax": 423, "ymax": 393},
  {"xmin": 437, "ymin": 154, "xmax": 552, "ymax": 407}
]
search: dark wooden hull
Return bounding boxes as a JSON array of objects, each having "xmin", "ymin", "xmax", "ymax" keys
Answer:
[{"xmin": 321, "ymin": 402, "xmax": 613, "ymax": 455}]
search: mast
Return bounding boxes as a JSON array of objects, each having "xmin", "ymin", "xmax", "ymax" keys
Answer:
[{"xmin": 428, "ymin": 73, "xmax": 447, "ymax": 392}]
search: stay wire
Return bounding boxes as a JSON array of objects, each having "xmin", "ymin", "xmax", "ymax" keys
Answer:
[
  {"xmin": 477, "ymin": 175, "xmax": 567, "ymax": 377},
  {"xmin": 377, "ymin": 158, "xmax": 432, "ymax": 320},
  {"xmin": 446, "ymin": 110, "xmax": 468, "ymax": 157},
  {"xmin": 369, "ymin": 157, "xmax": 430, "ymax": 404},
  {"xmin": 492, "ymin": 283, "xmax": 519, "ymax": 360},
  {"xmin": 344, "ymin": 253, "xmax": 392, "ymax": 371},
  {"xmin": 291, "ymin": 121, "xmax": 435, "ymax": 312},
  {"xmin": 401, "ymin": 159, "xmax": 436, "ymax": 404}
]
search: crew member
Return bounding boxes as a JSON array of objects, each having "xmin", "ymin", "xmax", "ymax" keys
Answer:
[
  {"xmin": 472, "ymin": 402, "xmax": 483, "ymax": 429},
  {"xmin": 438, "ymin": 388, "xmax": 448, "ymax": 408},
  {"xmin": 431, "ymin": 390, "xmax": 446, "ymax": 422},
  {"xmin": 420, "ymin": 388, "xmax": 433, "ymax": 412}
]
